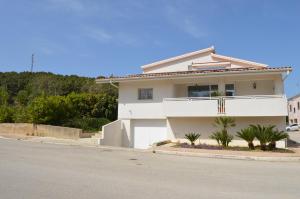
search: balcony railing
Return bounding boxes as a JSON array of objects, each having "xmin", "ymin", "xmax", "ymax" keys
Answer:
[{"xmin": 163, "ymin": 95, "xmax": 287, "ymax": 117}]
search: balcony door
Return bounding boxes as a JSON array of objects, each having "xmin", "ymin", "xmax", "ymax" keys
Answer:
[{"xmin": 188, "ymin": 85, "xmax": 218, "ymax": 97}]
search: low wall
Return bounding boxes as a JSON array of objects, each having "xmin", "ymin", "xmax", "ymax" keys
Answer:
[
  {"xmin": 0, "ymin": 123, "xmax": 33, "ymax": 136},
  {"xmin": 100, "ymin": 120, "xmax": 123, "ymax": 146},
  {"xmin": 0, "ymin": 123, "xmax": 84, "ymax": 139},
  {"xmin": 35, "ymin": 125, "xmax": 82, "ymax": 139}
]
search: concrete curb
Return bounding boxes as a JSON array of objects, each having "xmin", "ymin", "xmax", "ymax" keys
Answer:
[
  {"xmin": 154, "ymin": 149, "xmax": 300, "ymax": 162},
  {"xmin": 1, "ymin": 136, "xmax": 300, "ymax": 162}
]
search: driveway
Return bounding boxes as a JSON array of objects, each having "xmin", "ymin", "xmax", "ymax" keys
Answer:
[
  {"xmin": 288, "ymin": 130, "xmax": 300, "ymax": 141},
  {"xmin": 0, "ymin": 138, "xmax": 300, "ymax": 199}
]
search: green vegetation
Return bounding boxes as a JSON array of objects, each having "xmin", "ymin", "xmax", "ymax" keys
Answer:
[
  {"xmin": 0, "ymin": 72, "xmax": 117, "ymax": 131},
  {"xmin": 210, "ymin": 116, "xmax": 235, "ymax": 147},
  {"xmin": 236, "ymin": 127, "xmax": 256, "ymax": 150},
  {"xmin": 184, "ymin": 133, "xmax": 201, "ymax": 146}
]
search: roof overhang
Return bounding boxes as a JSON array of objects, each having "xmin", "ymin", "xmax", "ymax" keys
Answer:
[
  {"xmin": 141, "ymin": 46, "xmax": 215, "ymax": 70},
  {"xmin": 96, "ymin": 67, "xmax": 292, "ymax": 84},
  {"xmin": 211, "ymin": 53, "xmax": 268, "ymax": 68}
]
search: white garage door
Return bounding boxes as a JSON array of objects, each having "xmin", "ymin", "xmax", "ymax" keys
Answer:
[{"xmin": 133, "ymin": 120, "xmax": 167, "ymax": 149}]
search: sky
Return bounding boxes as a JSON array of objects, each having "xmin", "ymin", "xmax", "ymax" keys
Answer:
[{"xmin": 0, "ymin": 0, "xmax": 299, "ymax": 97}]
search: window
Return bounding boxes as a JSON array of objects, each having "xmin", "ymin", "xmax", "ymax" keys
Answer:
[
  {"xmin": 291, "ymin": 120, "xmax": 293, "ymax": 124},
  {"xmin": 290, "ymin": 105, "xmax": 292, "ymax": 112},
  {"xmin": 294, "ymin": 108, "xmax": 296, "ymax": 113},
  {"xmin": 294, "ymin": 119, "xmax": 298, "ymax": 124},
  {"xmin": 225, "ymin": 84, "xmax": 235, "ymax": 96},
  {"xmin": 298, "ymin": 102, "xmax": 300, "ymax": 110},
  {"xmin": 188, "ymin": 85, "xmax": 218, "ymax": 97},
  {"xmin": 138, "ymin": 88, "xmax": 153, "ymax": 100}
]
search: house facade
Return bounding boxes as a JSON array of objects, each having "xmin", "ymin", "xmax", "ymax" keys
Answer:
[
  {"xmin": 288, "ymin": 94, "xmax": 300, "ymax": 124},
  {"xmin": 96, "ymin": 47, "xmax": 292, "ymax": 149}
]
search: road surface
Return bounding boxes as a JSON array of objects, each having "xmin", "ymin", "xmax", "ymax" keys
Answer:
[{"xmin": 0, "ymin": 138, "xmax": 300, "ymax": 199}]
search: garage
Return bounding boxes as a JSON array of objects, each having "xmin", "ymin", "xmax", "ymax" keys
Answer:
[{"xmin": 133, "ymin": 119, "xmax": 167, "ymax": 149}]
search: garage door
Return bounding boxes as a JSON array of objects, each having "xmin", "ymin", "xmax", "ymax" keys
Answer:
[{"xmin": 133, "ymin": 120, "xmax": 167, "ymax": 149}]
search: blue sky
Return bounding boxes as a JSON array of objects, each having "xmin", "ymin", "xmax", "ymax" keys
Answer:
[{"xmin": 0, "ymin": 0, "xmax": 299, "ymax": 97}]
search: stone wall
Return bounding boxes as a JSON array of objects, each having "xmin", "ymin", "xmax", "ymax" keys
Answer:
[{"xmin": 0, "ymin": 123, "xmax": 85, "ymax": 139}]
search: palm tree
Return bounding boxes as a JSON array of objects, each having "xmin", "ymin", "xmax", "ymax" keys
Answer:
[
  {"xmin": 268, "ymin": 130, "xmax": 289, "ymax": 150},
  {"xmin": 214, "ymin": 116, "xmax": 236, "ymax": 132},
  {"xmin": 250, "ymin": 124, "xmax": 275, "ymax": 151},
  {"xmin": 185, "ymin": 133, "xmax": 201, "ymax": 146},
  {"xmin": 212, "ymin": 116, "xmax": 236, "ymax": 147},
  {"xmin": 236, "ymin": 127, "xmax": 256, "ymax": 150}
]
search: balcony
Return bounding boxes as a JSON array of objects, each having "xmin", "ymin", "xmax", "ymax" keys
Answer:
[{"xmin": 163, "ymin": 95, "xmax": 287, "ymax": 117}]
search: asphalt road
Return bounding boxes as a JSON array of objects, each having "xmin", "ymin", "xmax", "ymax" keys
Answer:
[{"xmin": 0, "ymin": 138, "xmax": 300, "ymax": 199}]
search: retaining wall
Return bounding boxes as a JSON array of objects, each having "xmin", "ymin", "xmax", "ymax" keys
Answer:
[{"xmin": 0, "ymin": 123, "xmax": 85, "ymax": 139}]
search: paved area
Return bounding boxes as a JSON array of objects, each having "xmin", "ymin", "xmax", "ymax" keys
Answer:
[{"xmin": 1, "ymin": 138, "xmax": 300, "ymax": 199}]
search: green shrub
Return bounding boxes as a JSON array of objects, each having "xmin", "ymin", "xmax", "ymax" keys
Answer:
[
  {"xmin": 211, "ymin": 116, "xmax": 235, "ymax": 147},
  {"xmin": 210, "ymin": 131, "xmax": 233, "ymax": 147},
  {"xmin": 268, "ymin": 129, "xmax": 289, "ymax": 150},
  {"xmin": 0, "ymin": 106, "xmax": 13, "ymax": 123},
  {"xmin": 12, "ymin": 106, "xmax": 32, "ymax": 123},
  {"xmin": 64, "ymin": 117, "xmax": 110, "ymax": 132},
  {"xmin": 185, "ymin": 133, "xmax": 201, "ymax": 146},
  {"xmin": 250, "ymin": 124, "xmax": 274, "ymax": 151},
  {"xmin": 236, "ymin": 127, "xmax": 256, "ymax": 150}
]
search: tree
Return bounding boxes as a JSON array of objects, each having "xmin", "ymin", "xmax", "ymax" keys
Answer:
[
  {"xmin": 268, "ymin": 130, "xmax": 289, "ymax": 150},
  {"xmin": 185, "ymin": 133, "xmax": 201, "ymax": 146},
  {"xmin": 250, "ymin": 124, "xmax": 275, "ymax": 151},
  {"xmin": 211, "ymin": 116, "xmax": 235, "ymax": 147},
  {"xmin": 0, "ymin": 87, "xmax": 9, "ymax": 106},
  {"xmin": 236, "ymin": 127, "xmax": 256, "ymax": 150}
]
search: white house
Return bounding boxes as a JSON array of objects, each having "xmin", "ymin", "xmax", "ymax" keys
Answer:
[
  {"xmin": 96, "ymin": 46, "xmax": 292, "ymax": 149},
  {"xmin": 288, "ymin": 94, "xmax": 300, "ymax": 125}
]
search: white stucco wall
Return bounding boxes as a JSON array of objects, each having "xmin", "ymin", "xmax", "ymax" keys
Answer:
[
  {"xmin": 118, "ymin": 74, "xmax": 285, "ymax": 119},
  {"xmin": 167, "ymin": 116, "xmax": 286, "ymax": 140},
  {"xmin": 118, "ymin": 80, "xmax": 174, "ymax": 119}
]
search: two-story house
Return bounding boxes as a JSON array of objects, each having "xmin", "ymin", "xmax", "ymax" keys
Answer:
[
  {"xmin": 96, "ymin": 47, "xmax": 291, "ymax": 149},
  {"xmin": 288, "ymin": 94, "xmax": 300, "ymax": 124}
]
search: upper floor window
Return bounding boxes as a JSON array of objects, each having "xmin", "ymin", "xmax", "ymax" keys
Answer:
[
  {"xmin": 138, "ymin": 88, "xmax": 153, "ymax": 100},
  {"xmin": 225, "ymin": 84, "xmax": 235, "ymax": 96},
  {"xmin": 298, "ymin": 102, "xmax": 300, "ymax": 110},
  {"xmin": 294, "ymin": 107, "xmax": 296, "ymax": 113},
  {"xmin": 290, "ymin": 105, "xmax": 292, "ymax": 112},
  {"xmin": 188, "ymin": 85, "xmax": 218, "ymax": 97}
]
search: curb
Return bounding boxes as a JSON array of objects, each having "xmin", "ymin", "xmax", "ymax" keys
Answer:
[{"xmin": 154, "ymin": 149, "xmax": 300, "ymax": 162}]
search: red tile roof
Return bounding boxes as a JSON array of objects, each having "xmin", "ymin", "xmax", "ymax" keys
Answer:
[{"xmin": 96, "ymin": 66, "xmax": 292, "ymax": 83}]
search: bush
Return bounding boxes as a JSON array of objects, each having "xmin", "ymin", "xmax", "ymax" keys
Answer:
[
  {"xmin": 210, "ymin": 131, "xmax": 233, "ymax": 147},
  {"xmin": 268, "ymin": 129, "xmax": 289, "ymax": 150},
  {"xmin": 0, "ymin": 106, "xmax": 13, "ymax": 123},
  {"xmin": 12, "ymin": 106, "xmax": 32, "ymax": 123},
  {"xmin": 185, "ymin": 133, "xmax": 201, "ymax": 146},
  {"xmin": 250, "ymin": 124, "xmax": 274, "ymax": 151},
  {"xmin": 28, "ymin": 96, "xmax": 72, "ymax": 125},
  {"xmin": 64, "ymin": 117, "xmax": 110, "ymax": 132},
  {"xmin": 236, "ymin": 127, "xmax": 256, "ymax": 150},
  {"xmin": 211, "ymin": 116, "xmax": 235, "ymax": 147}
]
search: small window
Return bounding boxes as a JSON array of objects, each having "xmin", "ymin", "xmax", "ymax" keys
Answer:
[
  {"xmin": 298, "ymin": 102, "xmax": 300, "ymax": 110},
  {"xmin": 225, "ymin": 84, "xmax": 235, "ymax": 96},
  {"xmin": 294, "ymin": 119, "xmax": 298, "ymax": 124},
  {"xmin": 290, "ymin": 105, "xmax": 292, "ymax": 112},
  {"xmin": 138, "ymin": 88, "xmax": 153, "ymax": 100},
  {"xmin": 294, "ymin": 108, "xmax": 296, "ymax": 113}
]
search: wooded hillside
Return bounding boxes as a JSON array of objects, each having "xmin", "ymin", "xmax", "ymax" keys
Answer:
[{"xmin": 0, "ymin": 72, "xmax": 117, "ymax": 131}]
